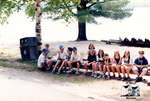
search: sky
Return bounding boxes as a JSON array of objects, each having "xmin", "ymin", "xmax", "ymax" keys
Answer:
[{"xmin": 0, "ymin": 0, "xmax": 150, "ymax": 44}]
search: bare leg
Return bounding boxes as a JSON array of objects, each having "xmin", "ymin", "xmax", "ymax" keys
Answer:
[
  {"xmin": 99, "ymin": 64, "xmax": 103, "ymax": 73},
  {"xmin": 116, "ymin": 65, "xmax": 121, "ymax": 76},
  {"xmin": 58, "ymin": 61, "xmax": 65, "ymax": 72},
  {"xmin": 132, "ymin": 66, "xmax": 139, "ymax": 76},
  {"xmin": 76, "ymin": 62, "xmax": 80, "ymax": 74},
  {"xmin": 111, "ymin": 65, "xmax": 116, "ymax": 76},
  {"xmin": 53, "ymin": 60, "xmax": 61, "ymax": 72},
  {"xmin": 67, "ymin": 61, "xmax": 72, "ymax": 70},
  {"xmin": 47, "ymin": 60, "xmax": 53, "ymax": 69},
  {"xmin": 139, "ymin": 68, "xmax": 148, "ymax": 77},
  {"xmin": 106, "ymin": 66, "xmax": 111, "ymax": 75},
  {"xmin": 126, "ymin": 66, "xmax": 131, "ymax": 77},
  {"xmin": 121, "ymin": 66, "xmax": 126, "ymax": 77},
  {"xmin": 84, "ymin": 63, "xmax": 88, "ymax": 73},
  {"xmin": 103, "ymin": 65, "xmax": 107, "ymax": 74},
  {"xmin": 92, "ymin": 63, "xmax": 97, "ymax": 73},
  {"xmin": 63, "ymin": 61, "xmax": 68, "ymax": 70}
]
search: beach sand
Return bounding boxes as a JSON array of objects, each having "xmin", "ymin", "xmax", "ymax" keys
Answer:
[
  {"xmin": 0, "ymin": 67, "xmax": 150, "ymax": 101},
  {"xmin": 0, "ymin": 41, "xmax": 150, "ymax": 101}
]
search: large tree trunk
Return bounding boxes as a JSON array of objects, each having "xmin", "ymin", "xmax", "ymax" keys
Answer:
[
  {"xmin": 35, "ymin": 0, "xmax": 42, "ymax": 52},
  {"xmin": 77, "ymin": 21, "xmax": 87, "ymax": 41},
  {"xmin": 76, "ymin": 0, "xmax": 88, "ymax": 41}
]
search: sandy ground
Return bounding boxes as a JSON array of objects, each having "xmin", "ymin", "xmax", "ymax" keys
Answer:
[
  {"xmin": 0, "ymin": 67, "xmax": 150, "ymax": 101},
  {"xmin": 0, "ymin": 41, "xmax": 150, "ymax": 101}
]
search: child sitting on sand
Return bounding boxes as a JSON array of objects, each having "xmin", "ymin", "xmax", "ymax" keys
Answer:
[
  {"xmin": 84, "ymin": 47, "xmax": 97, "ymax": 77},
  {"xmin": 121, "ymin": 50, "xmax": 132, "ymax": 81},
  {"xmin": 52, "ymin": 45, "xmax": 67, "ymax": 73},
  {"xmin": 67, "ymin": 47, "xmax": 81, "ymax": 75},
  {"xmin": 103, "ymin": 53, "xmax": 112, "ymax": 79},
  {"xmin": 96, "ymin": 49, "xmax": 105, "ymax": 79},
  {"xmin": 111, "ymin": 51, "xmax": 122, "ymax": 80},
  {"xmin": 37, "ymin": 49, "xmax": 49, "ymax": 71},
  {"xmin": 43, "ymin": 44, "xmax": 57, "ymax": 71},
  {"xmin": 132, "ymin": 50, "xmax": 149, "ymax": 82},
  {"xmin": 57, "ymin": 47, "xmax": 73, "ymax": 74}
]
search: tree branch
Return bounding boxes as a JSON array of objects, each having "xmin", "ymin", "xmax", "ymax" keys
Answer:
[
  {"xmin": 87, "ymin": 2, "xmax": 97, "ymax": 8},
  {"xmin": 62, "ymin": 0, "xmax": 76, "ymax": 16},
  {"xmin": 87, "ymin": 0, "xmax": 118, "ymax": 9}
]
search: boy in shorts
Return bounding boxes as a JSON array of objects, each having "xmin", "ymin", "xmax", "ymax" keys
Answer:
[{"xmin": 132, "ymin": 50, "xmax": 148, "ymax": 82}]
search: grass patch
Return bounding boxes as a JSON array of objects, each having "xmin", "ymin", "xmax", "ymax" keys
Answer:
[
  {"xmin": 0, "ymin": 58, "xmax": 96, "ymax": 83},
  {"xmin": 46, "ymin": 73, "xmax": 97, "ymax": 84},
  {"xmin": 0, "ymin": 58, "xmax": 37, "ymax": 71},
  {"xmin": 0, "ymin": 59, "xmax": 13, "ymax": 67},
  {"xmin": 16, "ymin": 59, "xmax": 37, "ymax": 68}
]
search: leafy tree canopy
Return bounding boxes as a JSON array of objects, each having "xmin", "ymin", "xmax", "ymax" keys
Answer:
[{"xmin": 0, "ymin": 0, "xmax": 132, "ymax": 24}]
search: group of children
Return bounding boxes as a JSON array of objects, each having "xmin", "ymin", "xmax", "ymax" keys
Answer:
[{"xmin": 38, "ymin": 43, "xmax": 149, "ymax": 82}]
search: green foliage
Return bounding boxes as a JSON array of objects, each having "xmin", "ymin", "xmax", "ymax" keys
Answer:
[
  {"xmin": 0, "ymin": 0, "xmax": 25, "ymax": 24},
  {"xmin": 0, "ymin": 0, "xmax": 132, "ymax": 24},
  {"xmin": 92, "ymin": 0, "xmax": 132, "ymax": 19},
  {"xmin": 41, "ymin": 0, "xmax": 132, "ymax": 23},
  {"xmin": 42, "ymin": 0, "xmax": 78, "ymax": 22},
  {"xmin": 24, "ymin": 0, "xmax": 35, "ymax": 19}
]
